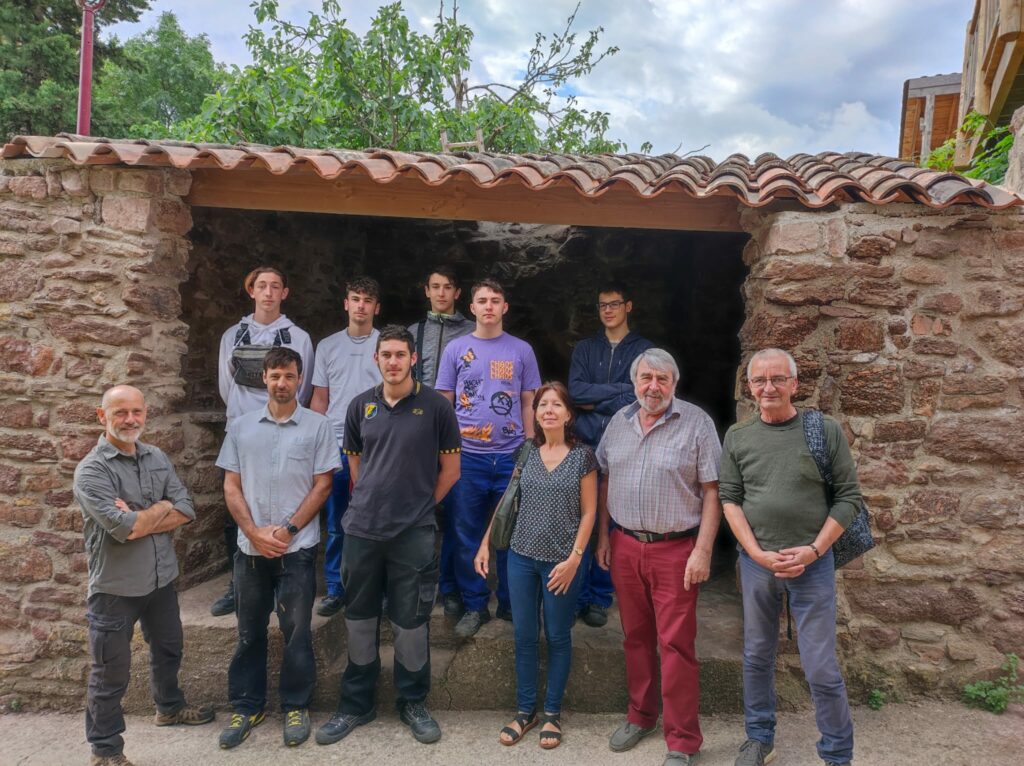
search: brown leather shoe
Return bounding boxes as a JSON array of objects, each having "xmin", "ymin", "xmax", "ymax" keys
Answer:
[{"xmin": 154, "ymin": 703, "xmax": 216, "ymax": 726}]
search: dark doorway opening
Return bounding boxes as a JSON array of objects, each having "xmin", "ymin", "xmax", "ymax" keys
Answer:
[{"xmin": 181, "ymin": 210, "xmax": 749, "ymax": 578}]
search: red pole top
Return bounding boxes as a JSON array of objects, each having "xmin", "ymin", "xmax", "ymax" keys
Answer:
[{"xmin": 75, "ymin": 1, "xmax": 109, "ymax": 136}]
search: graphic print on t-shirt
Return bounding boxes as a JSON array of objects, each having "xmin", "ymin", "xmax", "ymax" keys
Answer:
[
  {"xmin": 459, "ymin": 347, "xmax": 476, "ymax": 370},
  {"xmin": 489, "ymin": 390, "xmax": 514, "ymax": 416},
  {"xmin": 461, "ymin": 423, "xmax": 494, "ymax": 442},
  {"xmin": 458, "ymin": 377, "xmax": 483, "ymax": 412},
  {"xmin": 490, "ymin": 360, "xmax": 514, "ymax": 380}
]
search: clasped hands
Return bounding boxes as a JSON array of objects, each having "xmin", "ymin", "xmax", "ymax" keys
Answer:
[{"xmin": 757, "ymin": 545, "xmax": 818, "ymax": 578}]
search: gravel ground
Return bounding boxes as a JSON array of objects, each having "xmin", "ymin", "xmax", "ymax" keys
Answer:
[{"xmin": 4, "ymin": 701, "xmax": 1023, "ymax": 765}]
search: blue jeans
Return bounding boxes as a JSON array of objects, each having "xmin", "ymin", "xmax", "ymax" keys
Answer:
[
  {"xmin": 448, "ymin": 450, "xmax": 513, "ymax": 612},
  {"xmin": 438, "ymin": 498, "xmax": 457, "ymax": 597},
  {"xmin": 575, "ymin": 519, "xmax": 614, "ymax": 610},
  {"xmin": 324, "ymin": 453, "xmax": 350, "ymax": 598},
  {"xmin": 230, "ymin": 547, "xmax": 317, "ymax": 713},
  {"xmin": 739, "ymin": 549, "xmax": 854, "ymax": 764},
  {"xmin": 507, "ymin": 550, "xmax": 582, "ymax": 714}
]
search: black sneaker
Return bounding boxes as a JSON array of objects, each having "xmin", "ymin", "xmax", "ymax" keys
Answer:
[
  {"xmin": 454, "ymin": 609, "xmax": 490, "ymax": 638},
  {"xmin": 218, "ymin": 710, "xmax": 265, "ymax": 749},
  {"xmin": 210, "ymin": 583, "xmax": 235, "ymax": 617},
  {"xmin": 582, "ymin": 604, "xmax": 608, "ymax": 627},
  {"xmin": 283, "ymin": 708, "xmax": 311, "ymax": 747},
  {"xmin": 441, "ymin": 592, "xmax": 464, "ymax": 617},
  {"xmin": 316, "ymin": 594, "xmax": 345, "ymax": 617},
  {"xmin": 495, "ymin": 604, "xmax": 513, "ymax": 622},
  {"xmin": 399, "ymin": 701, "xmax": 441, "ymax": 744},
  {"xmin": 315, "ymin": 710, "xmax": 376, "ymax": 745}
]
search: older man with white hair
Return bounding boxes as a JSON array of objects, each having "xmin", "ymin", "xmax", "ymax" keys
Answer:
[
  {"xmin": 595, "ymin": 348, "xmax": 723, "ymax": 766},
  {"xmin": 720, "ymin": 348, "xmax": 858, "ymax": 766},
  {"xmin": 74, "ymin": 385, "xmax": 214, "ymax": 766}
]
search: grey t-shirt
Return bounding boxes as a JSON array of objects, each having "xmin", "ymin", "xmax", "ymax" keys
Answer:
[
  {"xmin": 74, "ymin": 436, "xmax": 196, "ymax": 598},
  {"xmin": 216, "ymin": 405, "xmax": 342, "ymax": 555},
  {"xmin": 312, "ymin": 328, "xmax": 381, "ymax": 445},
  {"xmin": 511, "ymin": 442, "xmax": 598, "ymax": 562}
]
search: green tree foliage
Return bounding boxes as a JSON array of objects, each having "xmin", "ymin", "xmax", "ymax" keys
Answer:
[
  {"xmin": 924, "ymin": 110, "xmax": 1013, "ymax": 184},
  {"xmin": 92, "ymin": 12, "xmax": 226, "ymax": 138},
  {"xmin": 179, "ymin": 0, "xmax": 642, "ymax": 154},
  {"xmin": 0, "ymin": 0, "xmax": 150, "ymax": 140}
]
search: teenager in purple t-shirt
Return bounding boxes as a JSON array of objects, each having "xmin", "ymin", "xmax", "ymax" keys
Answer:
[{"xmin": 435, "ymin": 278, "xmax": 542, "ymax": 638}]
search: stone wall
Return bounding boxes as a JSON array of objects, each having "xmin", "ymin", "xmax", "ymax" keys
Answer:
[
  {"xmin": 739, "ymin": 202, "xmax": 1024, "ymax": 699},
  {"xmin": 0, "ymin": 160, "xmax": 198, "ymax": 710}
]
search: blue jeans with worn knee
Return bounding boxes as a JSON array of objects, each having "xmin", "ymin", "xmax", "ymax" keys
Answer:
[
  {"xmin": 507, "ymin": 549, "xmax": 582, "ymax": 714},
  {"xmin": 739, "ymin": 548, "xmax": 854, "ymax": 764},
  {"xmin": 324, "ymin": 453, "xmax": 350, "ymax": 598},
  {"xmin": 448, "ymin": 450, "xmax": 513, "ymax": 612}
]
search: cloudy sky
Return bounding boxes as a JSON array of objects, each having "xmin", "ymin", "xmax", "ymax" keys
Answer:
[{"xmin": 106, "ymin": 0, "xmax": 969, "ymax": 159}]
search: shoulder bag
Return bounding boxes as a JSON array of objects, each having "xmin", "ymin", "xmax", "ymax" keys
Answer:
[
  {"xmin": 488, "ymin": 440, "xmax": 535, "ymax": 551},
  {"xmin": 802, "ymin": 409, "xmax": 876, "ymax": 568}
]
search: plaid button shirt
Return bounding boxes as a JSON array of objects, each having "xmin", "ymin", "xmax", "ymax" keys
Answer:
[{"xmin": 596, "ymin": 397, "xmax": 722, "ymax": 533}]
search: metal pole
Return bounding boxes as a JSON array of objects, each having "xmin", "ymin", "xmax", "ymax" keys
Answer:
[{"xmin": 76, "ymin": 1, "xmax": 108, "ymax": 136}]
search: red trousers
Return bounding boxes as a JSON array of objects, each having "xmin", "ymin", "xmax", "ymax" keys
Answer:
[{"xmin": 610, "ymin": 528, "xmax": 702, "ymax": 754}]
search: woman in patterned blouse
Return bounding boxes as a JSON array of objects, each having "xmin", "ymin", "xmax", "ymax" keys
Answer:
[{"xmin": 475, "ymin": 381, "xmax": 598, "ymax": 749}]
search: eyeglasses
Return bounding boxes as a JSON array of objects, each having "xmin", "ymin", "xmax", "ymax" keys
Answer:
[
  {"xmin": 749, "ymin": 375, "xmax": 795, "ymax": 388},
  {"xmin": 597, "ymin": 300, "xmax": 626, "ymax": 311}
]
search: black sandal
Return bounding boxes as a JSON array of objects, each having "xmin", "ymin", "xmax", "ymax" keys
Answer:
[
  {"xmin": 499, "ymin": 711, "xmax": 537, "ymax": 746},
  {"xmin": 539, "ymin": 712, "xmax": 562, "ymax": 750}
]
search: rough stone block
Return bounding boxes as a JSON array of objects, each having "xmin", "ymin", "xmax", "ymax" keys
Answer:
[
  {"xmin": 872, "ymin": 419, "xmax": 926, "ymax": 442},
  {"xmin": 764, "ymin": 221, "xmax": 820, "ymax": 255},
  {"xmin": 962, "ymin": 286, "xmax": 1024, "ymax": 317},
  {"xmin": 977, "ymin": 320, "xmax": 1024, "ymax": 364},
  {"xmin": 920, "ymin": 293, "xmax": 963, "ymax": 314},
  {"xmin": 0, "ymin": 503, "xmax": 43, "ymax": 527},
  {"xmin": 153, "ymin": 199, "xmax": 192, "ymax": 235},
  {"xmin": 59, "ymin": 170, "xmax": 88, "ymax": 197},
  {"xmin": 0, "ymin": 403, "xmax": 33, "ymax": 429},
  {"xmin": 857, "ymin": 458, "xmax": 908, "ymax": 489},
  {"xmin": 912, "ymin": 337, "xmax": 958, "ymax": 356},
  {"xmin": 741, "ymin": 311, "xmax": 818, "ymax": 348},
  {"xmin": 848, "ymin": 280, "xmax": 907, "ymax": 308},
  {"xmin": 926, "ymin": 414, "xmax": 1024, "ymax": 463},
  {"xmin": 121, "ymin": 283, "xmax": 182, "ymax": 321},
  {"xmin": 0, "ymin": 433, "xmax": 57, "ymax": 461},
  {"xmin": 835, "ymin": 318, "xmax": 884, "ymax": 351},
  {"xmin": 847, "ymin": 584, "xmax": 982, "ymax": 626},
  {"xmin": 847, "ymin": 235, "xmax": 893, "ymax": 263},
  {"xmin": 60, "ymin": 435, "xmax": 95, "ymax": 462},
  {"xmin": 101, "ymin": 195, "xmax": 153, "ymax": 233},
  {"xmin": 8, "ymin": 176, "xmax": 47, "ymax": 199},
  {"xmin": 910, "ymin": 315, "xmax": 951, "ymax": 336},
  {"xmin": 0, "ymin": 542, "xmax": 52, "ymax": 583},
  {"xmin": 913, "ymin": 235, "xmax": 957, "ymax": 259},
  {"xmin": 962, "ymin": 495, "xmax": 1023, "ymax": 529},
  {"xmin": 899, "ymin": 490, "xmax": 960, "ymax": 523},
  {"xmin": 840, "ymin": 365, "xmax": 904, "ymax": 414},
  {"xmin": 45, "ymin": 316, "xmax": 149, "ymax": 346},
  {"xmin": 0, "ymin": 463, "xmax": 21, "ymax": 494},
  {"xmin": 116, "ymin": 170, "xmax": 163, "ymax": 196},
  {"xmin": 31, "ymin": 530, "xmax": 83, "ymax": 555},
  {"xmin": 859, "ymin": 625, "xmax": 900, "ymax": 649},
  {"xmin": 765, "ymin": 283, "xmax": 844, "ymax": 305},
  {"xmin": 901, "ymin": 263, "xmax": 947, "ymax": 285}
]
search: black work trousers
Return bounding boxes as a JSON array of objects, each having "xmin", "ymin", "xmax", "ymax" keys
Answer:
[
  {"xmin": 229, "ymin": 546, "xmax": 317, "ymax": 713},
  {"xmin": 86, "ymin": 582, "xmax": 186, "ymax": 757},
  {"xmin": 338, "ymin": 525, "xmax": 439, "ymax": 715}
]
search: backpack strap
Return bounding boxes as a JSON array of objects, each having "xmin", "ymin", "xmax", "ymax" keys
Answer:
[
  {"xmin": 414, "ymin": 319, "xmax": 426, "ymax": 381},
  {"xmin": 233, "ymin": 322, "xmax": 251, "ymax": 346},
  {"xmin": 802, "ymin": 409, "xmax": 834, "ymax": 498}
]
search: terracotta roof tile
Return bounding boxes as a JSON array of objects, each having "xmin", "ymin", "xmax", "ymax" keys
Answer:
[{"xmin": 3, "ymin": 135, "xmax": 1020, "ymax": 210}]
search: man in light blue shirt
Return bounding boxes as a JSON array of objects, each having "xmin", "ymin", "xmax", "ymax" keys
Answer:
[{"xmin": 216, "ymin": 347, "xmax": 340, "ymax": 750}]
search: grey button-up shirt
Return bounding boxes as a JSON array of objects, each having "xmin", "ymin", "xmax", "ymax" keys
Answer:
[
  {"xmin": 74, "ymin": 436, "xmax": 195, "ymax": 598},
  {"xmin": 596, "ymin": 397, "xmax": 722, "ymax": 533},
  {"xmin": 216, "ymin": 404, "xmax": 341, "ymax": 556}
]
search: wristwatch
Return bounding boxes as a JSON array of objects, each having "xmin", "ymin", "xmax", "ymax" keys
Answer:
[{"xmin": 285, "ymin": 521, "xmax": 300, "ymax": 536}]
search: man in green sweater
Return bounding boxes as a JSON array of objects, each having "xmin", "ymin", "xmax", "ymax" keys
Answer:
[{"xmin": 719, "ymin": 348, "xmax": 860, "ymax": 766}]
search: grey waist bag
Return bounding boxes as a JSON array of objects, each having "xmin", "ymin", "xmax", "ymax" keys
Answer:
[
  {"xmin": 802, "ymin": 409, "xmax": 875, "ymax": 568},
  {"xmin": 230, "ymin": 323, "xmax": 291, "ymax": 390}
]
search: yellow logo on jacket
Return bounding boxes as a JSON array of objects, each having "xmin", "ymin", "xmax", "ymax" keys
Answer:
[{"xmin": 364, "ymin": 403, "xmax": 378, "ymax": 420}]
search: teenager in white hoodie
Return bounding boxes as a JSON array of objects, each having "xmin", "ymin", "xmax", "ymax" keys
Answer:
[{"xmin": 210, "ymin": 266, "xmax": 314, "ymax": 616}]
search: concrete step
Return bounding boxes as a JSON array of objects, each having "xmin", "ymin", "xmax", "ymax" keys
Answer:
[{"xmin": 124, "ymin": 573, "xmax": 793, "ymax": 715}]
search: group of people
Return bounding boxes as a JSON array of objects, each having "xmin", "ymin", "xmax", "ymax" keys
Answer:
[{"xmin": 75, "ymin": 265, "xmax": 861, "ymax": 766}]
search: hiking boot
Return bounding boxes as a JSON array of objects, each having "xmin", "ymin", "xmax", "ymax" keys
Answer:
[
  {"xmin": 283, "ymin": 708, "xmax": 311, "ymax": 747},
  {"xmin": 735, "ymin": 738, "xmax": 776, "ymax": 766},
  {"xmin": 582, "ymin": 604, "xmax": 608, "ymax": 628},
  {"xmin": 210, "ymin": 582, "xmax": 235, "ymax": 616},
  {"xmin": 90, "ymin": 755, "xmax": 134, "ymax": 766},
  {"xmin": 454, "ymin": 609, "xmax": 490, "ymax": 638},
  {"xmin": 399, "ymin": 701, "xmax": 442, "ymax": 744},
  {"xmin": 609, "ymin": 719, "xmax": 657, "ymax": 752},
  {"xmin": 154, "ymin": 703, "xmax": 215, "ymax": 726},
  {"xmin": 218, "ymin": 710, "xmax": 265, "ymax": 749},
  {"xmin": 665, "ymin": 752, "xmax": 700, "ymax": 766},
  {"xmin": 316, "ymin": 594, "xmax": 344, "ymax": 617},
  {"xmin": 441, "ymin": 592, "xmax": 464, "ymax": 617},
  {"xmin": 315, "ymin": 710, "xmax": 376, "ymax": 745},
  {"xmin": 495, "ymin": 604, "xmax": 513, "ymax": 622}
]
